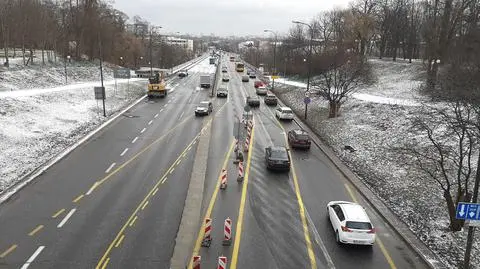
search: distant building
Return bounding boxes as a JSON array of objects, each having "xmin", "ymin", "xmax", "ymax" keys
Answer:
[{"xmin": 164, "ymin": 36, "xmax": 194, "ymax": 52}]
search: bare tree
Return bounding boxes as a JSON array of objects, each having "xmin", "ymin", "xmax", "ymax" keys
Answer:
[{"xmin": 314, "ymin": 52, "xmax": 371, "ymax": 118}]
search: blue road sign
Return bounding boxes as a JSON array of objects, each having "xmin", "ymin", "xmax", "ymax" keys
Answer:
[
  {"xmin": 304, "ymin": 97, "xmax": 311, "ymax": 104},
  {"xmin": 456, "ymin": 202, "xmax": 480, "ymax": 220}
]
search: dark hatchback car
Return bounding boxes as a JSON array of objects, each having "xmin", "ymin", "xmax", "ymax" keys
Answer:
[
  {"xmin": 265, "ymin": 146, "xmax": 291, "ymax": 171},
  {"xmin": 264, "ymin": 94, "xmax": 278, "ymax": 106},
  {"xmin": 288, "ymin": 129, "xmax": 311, "ymax": 149}
]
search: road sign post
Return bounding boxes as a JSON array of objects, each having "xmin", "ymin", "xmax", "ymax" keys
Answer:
[
  {"xmin": 94, "ymin": 86, "xmax": 106, "ymax": 116},
  {"xmin": 304, "ymin": 94, "xmax": 311, "ymax": 120}
]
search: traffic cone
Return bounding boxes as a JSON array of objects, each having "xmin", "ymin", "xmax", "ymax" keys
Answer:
[
  {"xmin": 201, "ymin": 218, "xmax": 212, "ymax": 247},
  {"xmin": 220, "ymin": 168, "xmax": 227, "ymax": 189},
  {"xmin": 237, "ymin": 161, "xmax": 244, "ymax": 182},
  {"xmin": 222, "ymin": 218, "xmax": 232, "ymax": 246}
]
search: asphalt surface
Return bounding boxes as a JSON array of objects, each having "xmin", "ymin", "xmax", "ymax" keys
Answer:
[
  {"xmin": 0, "ymin": 58, "xmax": 216, "ymax": 268},
  {"xmin": 0, "ymin": 54, "xmax": 432, "ymax": 269}
]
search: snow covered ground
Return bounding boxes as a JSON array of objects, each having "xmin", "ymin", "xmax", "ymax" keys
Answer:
[
  {"xmin": 0, "ymin": 55, "xmax": 200, "ymax": 192},
  {"xmin": 272, "ymin": 58, "xmax": 479, "ymax": 269}
]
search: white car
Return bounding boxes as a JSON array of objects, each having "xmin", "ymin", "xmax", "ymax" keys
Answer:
[
  {"xmin": 275, "ymin": 107, "xmax": 294, "ymax": 120},
  {"xmin": 327, "ymin": 201, "xmax": 376, "ymax": 246},
  {"xmin": 256, "ymin": 85, "xmax": 267, "ymax": 95}
]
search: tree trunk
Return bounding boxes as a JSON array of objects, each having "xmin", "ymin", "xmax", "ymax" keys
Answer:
[
  {"xmin": 328, "ymin": 101, "xmax": 341, "ymax": 118},
  {"xmin": 445, "ymin": 190, "xmax": 464, "ymax": 231}
]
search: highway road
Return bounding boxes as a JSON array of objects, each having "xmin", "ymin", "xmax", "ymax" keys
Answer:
[{"xmin": 0, "ymin": 54, "xmax": 431, "ymax": 269}]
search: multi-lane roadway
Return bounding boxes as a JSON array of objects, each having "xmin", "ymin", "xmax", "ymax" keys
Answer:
[{"xmin": 0, "ymin": 55, "xmax": 430, "ymax": 269}]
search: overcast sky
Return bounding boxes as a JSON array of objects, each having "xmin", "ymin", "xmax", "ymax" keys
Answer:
[{"xmin": 113, "ymin": 0, "xmax": 351, "ymax": 37}]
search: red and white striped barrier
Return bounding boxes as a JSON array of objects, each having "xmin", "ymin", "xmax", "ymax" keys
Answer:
[
  {"xmin": 246, "ymin": 127, "xmax": 252, "ymax": 138},
  {"xmin": 217, "ymin": 256, "xmax": 227, "ymax": 269},
  {"xmin": 244, "ymin": 137, "xmax": 249, "ymax": 152},
  {"xmin": 237, "ymin": 161, "xmax": 244, "ymax": 182},
  {"xmin": 248, "ymin": 119, "xmax": 254, "ymax": 128},
  {"xmin": 222, "ymin": 217, "xmax": 232, "ymax": 246},
  {"xmin": 201, "ymin": 218, "xmax": 212, "ymax": 247},
  {"xmin": 220, "ymin": 168, "xmax": 227, "ymax": 189},
  {"xmin": 192, "ymin": 255, "xmax": 201, "ymax": 269}
]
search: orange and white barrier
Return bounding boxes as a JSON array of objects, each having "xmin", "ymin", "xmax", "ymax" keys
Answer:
[
  {"xmin": 192, "ymin": 256, "xmax": 201, "ymax": 269},
  {"xmin": 244, "ymin": 137, "xmax": 249, "ymax": 152},
  {"xmin": 217, "ymin": 256, "xmax": 227, "ymax": 269},
  {"xmin": 237, "ymin": 161, "xmax": 244, "ymax": 182},
  {"xmin": 220, "ymin": 168, "xmax": 227, "ymax": 189},
  {"xmin": 222, "ymin": 217, "xmax": 232, "ymax": 246},
  {"xmin": 201, "ymin": 218, "xmax": 212, "ymax": 247}
]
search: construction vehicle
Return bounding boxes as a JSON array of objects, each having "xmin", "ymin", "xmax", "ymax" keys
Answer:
[{"xmin": 147, "ymin": 72, "xmax": 167, "ymax": 98}]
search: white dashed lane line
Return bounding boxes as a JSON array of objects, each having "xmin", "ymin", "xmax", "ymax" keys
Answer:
[
  {"xmin": 148, "ymin": 120, "xmax": 153, "ymax": 125},
  {"xmin": 140, "ymin": 128, "xmax": 146, "ymax": 133},
  {"xmin": 163, "ymin": 104, "xmax": 168, "ymax": 107},
  {"xmin": 154, "ymin": 113, "xmax": 159, "ymax": 118},
  {"xmin": 179, "ymin": 111, "xmax": 184, "ymax": 119},
  {"xmin": 132, "ymin": 137, "xmax": 138, "ymax": 144},
  {"xmin": 20, "ymin": 246, "xmax": 45, "ymax": 269},
  {"xmin": 57, "ymin": 208, "xmax": 76, "ymax": 228},
  {"xmin": 160, "ymin": 108, "xmax": 164, "ymax": 112},
  {"xmin": 120, "ymin": 148, "xmax": 129, "ymax": 157},
  {"xmin": 105, "ymin": 163, "xmax": 116, "ymax": 173}
]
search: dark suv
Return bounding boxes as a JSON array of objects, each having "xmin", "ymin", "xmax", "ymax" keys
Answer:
[
  {"xmin": 287, "ymin": 129, "xmax": 311, "ymax": 149},
  {"xmin": 265, "ymin": 146, "xmax": 290, "ymax": 171}
]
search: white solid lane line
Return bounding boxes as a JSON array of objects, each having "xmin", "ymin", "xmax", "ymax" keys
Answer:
[
  {"xmin": 154, "ymin": 113, "xmax": 159, "ymax": 118},
  {"xmin": 132, "ymin": 137, "xmax": 138, "ymax": 144},
  {"xmin": 120, "ymin": 148, "xmax": 129, "ymax": 156},
  {"xmin": 148, "ymin": 120, "xmax": 153, "ymax": 125},
  {"xmin": 105, "ymin": 163, "xmax": 116, "ymax": 173},
  {"xmin": 20, "ymin": 246, "xmax": 45, "ymax": 269},
  {"xmin": 57, "ymin": 208, "xmax": 76, "ymax": 228},
  {"xmin": 141, "ymin": 127, "xmax": 146, "ymax": 133}
]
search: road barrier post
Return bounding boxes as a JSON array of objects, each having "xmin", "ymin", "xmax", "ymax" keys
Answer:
[
  {"xmin": 201, "ymin": 218, "xmax": 212, "ymax": 247},
  {"xmin": 244, "ymin": 137, "xmax": 249, "ymax": 152},
  {"xmin": 192, "ymin": 255, "xmax": 201, "ymax": 269},
  {"xmin": 220, "ymin": 168, "xmax": 227, "ymax": 189},
  {"xmin": 222, "ymin": 218, "xmax": 232, "ymax": 246},
  {"xmin": 217, "ymin": 256, "xmax": 227, "ymax": 269},
  {"xmin": 237, "ymin": 161, "xmax": 244, "ymax": 182}
]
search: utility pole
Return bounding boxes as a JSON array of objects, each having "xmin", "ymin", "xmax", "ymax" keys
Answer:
[
  {"xmin": 98, "ymin": 27, "xmax": 106, "ymax": 117},
  {"xmin": 463, "ymin": 149, "xmax": 480, "ymax": 268}
]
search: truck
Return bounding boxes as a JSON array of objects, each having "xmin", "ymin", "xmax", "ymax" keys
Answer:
[
  {"xmin": 147, "ymin": 72, "xmax": 167, "ymax": 98},
  {"xmin": 200, "ymin": 75, "xmax": 211, "ymax": 88}
]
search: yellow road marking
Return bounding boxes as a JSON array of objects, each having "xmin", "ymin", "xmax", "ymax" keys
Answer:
[
  {"xmin": 52, "ymin": 208, "xmax": 65, "ymax": 218},
  {"xmin": 94, "ymin": 115, "xmax": 193, "ymax": 190},
  {"xmin": 73, "ymin": 194, "xmax": 84, "ymax": 203},
  {"xmin": 188, "ymin": 140, "xmax": 235, "ymax": 268},
  {"xmin": 101, "ymin": 257, "xmax": 110, "ymax": 269},
  {"xmin": 141, "ymin": 201, "xmax": 149, "ymax": 211},
  {"xmin": 344, "ymin": 183, "xmax": 397, "ymax": 269},
  {"xmin": 115, "ymin": 235, "xmax": 125, "ymax": 248},
  {"xmin": 129, "ymin": 216, "xmax": 138, "ymax": 227},
  {"xmin": 0, "ymin": 244, "xmax": 17, "ymax": 258},
  {"xmin": 272, "ymin": 116, "xmax": 317, "ymax": 269},
  {"xmin": 230, "ymin": 126, "xmax": 255, "ymax": 269},
  {"xmin": 28, "ymin": 225, "xmax": 44, "ymax": 236},
  {"xmin": 96, "ymin": 119, "xmax": 213, "ymax": 269},
  {"xmin": 152, "ymin": 188, "xmax": 159, "ymax": 196}
]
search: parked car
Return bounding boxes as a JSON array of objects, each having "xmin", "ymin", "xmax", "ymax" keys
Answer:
[
  {"xmin": 178, "ymin": 70, "xmax": 188, "ymax": 77},
  {"xmin": 246, "ymin": 96, "xmax": 260, "ymax": 107},
  {"xmin": 222, "ymin": 74, "xmax": 230, "ymax": 82},
  {"xmin": 254, "ymin": 81, "xmax": 264, "ymax": 88},
  {"xmin": 288, "ymin": 129, "xmax": 311, "ymax": 149},
  {"xmin": 264, "ymin": 94, "xmax": 278, "ymax": 106},
  {"xmin": 275, "ymin": 106, "xmax": 294, "ymax": 121},
  {"xmin": 242, "ymin": 75, "xmax": 249, "ymax": 82},
  {"xmin": 217, "ymin": 85, "xmax": 228, "ymax": 98},
  {"xmin": 265, "ymin": 146, "xmax": 290, "ymax": 171},
  {"xmin": 256, "ymin": 85, "xmax": 267, "ymax": 95},
  {"xmin": 195, "ymin": 101, "xmax": 213, "ymax": 116},
  {"xmin": 327, "ymin": 201, "xmax": 376, "ymax": 246}
]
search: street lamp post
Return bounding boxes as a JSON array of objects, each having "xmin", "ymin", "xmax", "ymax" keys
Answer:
[
  {"xmin": 292, "ymin": 20, "xmax": 314, "ymax": 120},
  {"xmin": 64, "ymin": 55, "xmax": 70, "ymax": 84},
  {"xmin": 264, "ymin": 29, "xmax": 277, "ymax": 91}
]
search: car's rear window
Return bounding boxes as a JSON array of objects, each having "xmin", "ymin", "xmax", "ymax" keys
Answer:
[
  {"xmin": 271, "ymin": 149, "xmax": 288, "ymax": 159},
  {"xmin": 283, "ymin": 109, "xmax": 293, "ymax": 113},
  {"xmin": 346, "ymin": 221, "xmax": 372, "ymax": 230},
  {"xmin": 296, "ymin": 134, "xmax": 309, "ymax": 140}
]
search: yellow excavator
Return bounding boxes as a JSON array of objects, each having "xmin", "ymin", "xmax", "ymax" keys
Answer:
[{"xmin": 147, "ymin": 71, "xmax": 167, "ymax": 98}]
